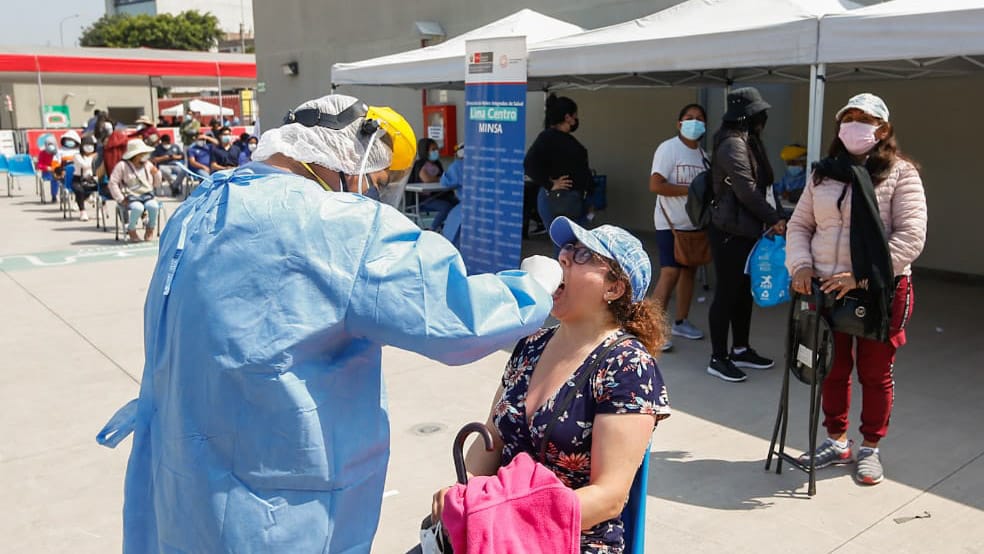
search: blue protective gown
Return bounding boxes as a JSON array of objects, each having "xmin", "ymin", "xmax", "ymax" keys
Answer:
[{"xmin": 98, "ymin": 162, "xmax": 552, "ymax": 553}]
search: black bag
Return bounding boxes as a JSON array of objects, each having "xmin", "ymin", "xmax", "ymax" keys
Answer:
[
  {"xmin": 686, "ymin": 167, "xmax": 714, "ymax": 229},
  {"xmin": 812, "ymin": 280, "xmax": 889, "ymax": 343},
  {"xmin": 546, "ymin": 189, "xmax": 584, "ymax": 220}
]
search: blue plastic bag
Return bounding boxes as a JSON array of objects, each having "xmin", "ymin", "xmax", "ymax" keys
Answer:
[{"xmin": 747, "ymin": 233, "xmax": 791, "ymax": 307}]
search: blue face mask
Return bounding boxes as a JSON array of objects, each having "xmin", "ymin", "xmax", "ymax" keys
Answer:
[
  {"xmin": 680, "ymin": 119, "xmax": 706, "ymax": 141},
  {"xmin": 428, "ymin": 150, "xmax": 440, "ymax": 162},
  {"xmin": 786, "ymin": 166, "xmax": 805, "ymax": 177}
]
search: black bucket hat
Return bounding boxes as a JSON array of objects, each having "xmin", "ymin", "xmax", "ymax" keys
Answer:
[{"xmin": 723, "ymin": 87, "xmax": 771, "ymax": 122}]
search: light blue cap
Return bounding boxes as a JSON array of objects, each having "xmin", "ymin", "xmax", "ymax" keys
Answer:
[{"xmin": 549, "ymin": 217, "xmax": 652, "ymax": 303}]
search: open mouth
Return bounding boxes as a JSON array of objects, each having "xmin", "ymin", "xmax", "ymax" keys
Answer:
[{"xmin": 553, "ymin": 279, "xmax": 566, "ymax": 299}]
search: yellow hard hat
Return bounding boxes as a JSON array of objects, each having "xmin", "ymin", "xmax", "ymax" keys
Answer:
[
  {"xmin": 780, "ymin": 144, "xmax": 807, "ymax": 162},
  {"xmin": 365, "ymin": 106, "xmax": 416, "ymax": 172}
]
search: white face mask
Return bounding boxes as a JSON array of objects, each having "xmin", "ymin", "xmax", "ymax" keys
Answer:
[
  {"xmin": 455, "ymin": 148, "xmax": 465, "ymax": 159},
  {"xmin": 82, "ymin": 145, "xmax": 95, "ymax": 154}
]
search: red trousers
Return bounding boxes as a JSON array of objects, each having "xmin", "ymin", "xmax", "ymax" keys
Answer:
[{"xmin": 822, "ymin": 277, "xmax": 914, "ymax": 444}]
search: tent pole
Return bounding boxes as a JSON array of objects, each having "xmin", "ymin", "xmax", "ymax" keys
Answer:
[{"xmin": 807, "ymin": 64, "xmax": 826, "ymax": 170}]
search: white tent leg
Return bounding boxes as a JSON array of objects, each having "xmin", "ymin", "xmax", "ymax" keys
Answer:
[{"xmin": 806, "ymin": 63, "xmax": 826, "ymax": 170}]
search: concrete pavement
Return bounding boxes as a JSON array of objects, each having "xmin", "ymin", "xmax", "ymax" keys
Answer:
[{"xmin": 1, "ymin": 179, "xmax": 981, "ymax": 553}]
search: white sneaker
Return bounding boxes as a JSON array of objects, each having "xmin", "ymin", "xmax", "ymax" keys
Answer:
[
  {"xmin": 79, "ymin": 211, "xmax": 90, "ymax": 222},
  {"xmin": 661, "ymin": 339, "xmax": 673, "ymax": 352}
]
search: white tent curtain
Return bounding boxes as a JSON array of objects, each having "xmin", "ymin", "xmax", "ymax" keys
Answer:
[{"xmin": 331, "ymin": 9, "xmax": 583, "ymax": 87}]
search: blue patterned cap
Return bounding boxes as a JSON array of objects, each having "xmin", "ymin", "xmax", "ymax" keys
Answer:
[{"xmin": 549, "ymin": 217, "xmax": 652, "ymax": 303}]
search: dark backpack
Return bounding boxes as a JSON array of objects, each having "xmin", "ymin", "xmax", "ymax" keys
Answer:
[{"xmin": 686, "ymin": 165, "xmax": 714, "ymax": 229}]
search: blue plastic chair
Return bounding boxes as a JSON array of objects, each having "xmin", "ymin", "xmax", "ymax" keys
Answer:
[
  {"xmin": 620, "ymin": 449, "xmax": 650, "ymax": 554},
  {"xmin": 5, "ymin": 154, "xmax": 41, "ymax": 200},
  {"xmin": 0, "ymin": 155, "xmax": 9, "ymax": 197}
]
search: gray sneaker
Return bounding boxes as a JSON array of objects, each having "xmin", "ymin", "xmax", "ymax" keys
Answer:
[
  {"xmin": 671, "ymin": 319, "xmax": 704, "ymax": 340},
  {"xmin": 855, "ymin": 447, "xmax": 884, "ymax": 485},
  {"xmin": 661, "ymin": 339, "xmax": 673, "ymax": 352},
  {"xmin": 797, "ymin": 438, "xmax": 855, "ymax": 469}
]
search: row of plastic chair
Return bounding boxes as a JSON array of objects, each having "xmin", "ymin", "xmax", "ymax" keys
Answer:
[{"xmin": 0, "ymin": 154, "xmax": 43, "ymax": 200}]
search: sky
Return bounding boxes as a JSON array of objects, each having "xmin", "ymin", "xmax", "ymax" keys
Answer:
[{"xmin": 0, "ymin": 0, "xmax": 105, "ymax": 48}]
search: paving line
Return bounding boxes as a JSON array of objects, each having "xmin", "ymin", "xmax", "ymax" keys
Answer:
[
  {"xmin": 0, "ymin": 269, "xmax": 139, "ymax": 385},
  {"xmin": 827, "ymin": 445, "xmax": 984, "ymax": 553}
]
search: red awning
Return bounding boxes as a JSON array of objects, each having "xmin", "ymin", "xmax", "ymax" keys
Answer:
[{"xmin": 0, "ymin": 47, "xmax": 255, "ymax": 79}]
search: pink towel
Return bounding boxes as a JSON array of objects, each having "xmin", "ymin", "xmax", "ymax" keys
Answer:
[{"xmin": 441, "ymin": 452, "xmax": 581, "ymax": 554}]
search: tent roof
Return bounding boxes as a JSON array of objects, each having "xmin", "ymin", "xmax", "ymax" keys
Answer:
[
  {"xmin": 0, "ymin": 46, "xmax": 256, "ymax": 87},
  {"xmin": 331, "ymin": 9, "xmax": 583, "ymax": 87},
  {"xmin": 819, "ymin": 0, "xmax": 984, "ymax": 67},
  {"xmin": 160, "ymin": 99, "xmax": 234, "ymax": 116},
  {"xmin": 527, "ymin": 0, "xmax": 857, "ymax": 88}
]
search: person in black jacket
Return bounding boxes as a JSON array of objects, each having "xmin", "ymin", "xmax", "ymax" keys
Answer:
[
  {"xmin": 524, "ymin": 94, "xmax": 594, "ymax": 232},
  {"xmin": 706, "ymin": 87, "xmax": 786, "ymax": 383}
]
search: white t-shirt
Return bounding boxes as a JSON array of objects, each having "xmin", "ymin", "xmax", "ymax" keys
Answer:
[{"xmin": 650, "ymin": 136, "xmax": 707, "ymax": 231}]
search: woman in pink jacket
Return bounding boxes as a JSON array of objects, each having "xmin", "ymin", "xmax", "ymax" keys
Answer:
[{"xmin": 786, "ymin": 93, "xmax": 927, "ymax": 486}]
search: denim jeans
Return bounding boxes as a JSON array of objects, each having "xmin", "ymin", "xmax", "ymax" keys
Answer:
[{"xmin": 127, "ymin": 198, "xmax": 161, "ymax": 231}]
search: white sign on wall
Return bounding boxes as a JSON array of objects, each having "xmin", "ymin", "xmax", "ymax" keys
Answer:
[{"xmin": 0, "ymin": 130, "xmax": 16, "ymax": 157}]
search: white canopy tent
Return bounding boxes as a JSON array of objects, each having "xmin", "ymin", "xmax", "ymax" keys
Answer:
[
  {"xmin": 331, "ymin": 9, "xmax": 584, "ymax": 88},
  {"xmin": 819, "ymin": 0, "xmax": 984, "ymax": 65},
  {"xmin": 160, "ymin": 99, "xmax": 234, "ymax": 117},
  {"xmin": 527, "ymin": 0, "xmax": 857, "ymax": 88}
]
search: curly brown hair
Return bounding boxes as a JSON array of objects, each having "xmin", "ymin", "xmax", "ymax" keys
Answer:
[{"xmin": 604, "ymin": 265, "xmax": 668, "ymax": 356}]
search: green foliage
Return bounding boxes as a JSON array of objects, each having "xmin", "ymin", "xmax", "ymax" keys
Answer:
[{"xmin": 79, "ymin": 11, "xmax": 224, "ymax": 51}]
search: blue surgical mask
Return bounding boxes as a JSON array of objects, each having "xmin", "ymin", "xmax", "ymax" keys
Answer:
[
  {"xmin": 786, "ymin": 166, "xmax": 805, "ymax": 177},
  {"xmin": 680, "ymin": 119, "xmax": 706, "ymax": 141},
  {"xmin": 428, "ymin": 150, "xmax": 440, "ymax": 162}
]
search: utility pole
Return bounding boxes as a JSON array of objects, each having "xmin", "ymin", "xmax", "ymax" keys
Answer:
[
  {"xmin": 59, "ymin": 14, "xmax": 81, "ymax": 48},
  {"xmin": 239, "ymin": 0, "xmax": 246, "ymax": 52}
]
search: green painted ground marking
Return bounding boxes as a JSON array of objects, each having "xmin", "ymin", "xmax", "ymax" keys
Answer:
[{"xmin": 0, "ymin": 242, "xmax": 160, "ymax": 272}]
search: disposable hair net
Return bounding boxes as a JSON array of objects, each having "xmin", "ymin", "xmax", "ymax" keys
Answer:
[{"xmin": 252, "ymin": 94, "xmax": 393, "ymax": 176}]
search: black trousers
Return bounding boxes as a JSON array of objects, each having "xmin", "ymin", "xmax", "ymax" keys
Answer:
[{"xmin": 708, "ymin": 225, "xmax": 758, "ymax": 358}]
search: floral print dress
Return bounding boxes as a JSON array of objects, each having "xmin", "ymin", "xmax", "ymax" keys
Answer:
[{"xmin": 493, "ymin": 327, "xmax": 671, "ymax": 553}]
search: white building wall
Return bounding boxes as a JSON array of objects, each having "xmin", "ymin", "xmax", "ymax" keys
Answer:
[{"xmin": 10, "ymin": 82, "xmax": 155, "ymax": 129}]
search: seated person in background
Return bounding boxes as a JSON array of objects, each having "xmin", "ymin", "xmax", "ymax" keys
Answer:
[
  {"xmin": 152, "ymin": 134, "xmax": 186, "ymax": 197},
  {"xmin": 439, "ymin": 143, "xmax": 464, "ymax": 198},
  {"xmin": 409, "ymin": 137, "xmax": 457, "ymax": 231},
  {"xmin": 210, "ymin": 126, "xmax": 241, "ymax": 172},
  {"xmin": 774, "ymin": 144, "xmax": 808, "ymax": 208},
  {"xmin": 108, "ymin": 139, "xmax": 163, "ymax": 242},
  {"xmin": 187, "ymin": 135, "xmax": 212, "ymax": 179},
  {"xmin": 71, "ymin": 135, "xmax": 100, "ymax": 221},
  {"xmin": 431, "ymin": 219, "xmax": 670, "ymax": 554},
  {"xmin": 134, "ymin": 115, "xmax": 159, "ymax": 144},
  {"xmin": 238, "ymin": 134, "xmax": 258, "ymax": 166}
]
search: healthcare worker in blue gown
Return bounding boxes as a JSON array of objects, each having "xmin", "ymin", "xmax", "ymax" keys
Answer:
[{"xmin": 97, "ymin": 94, "xmax": 561, "ymax": 553}]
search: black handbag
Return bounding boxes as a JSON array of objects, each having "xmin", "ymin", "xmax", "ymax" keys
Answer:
[
  {"xmin": 812, "ymin": 280, "xmax": 889, "ymax": 343},
  {"xmin": 546, "ymin": 189, "xmax": 584, "ymax": 220}
]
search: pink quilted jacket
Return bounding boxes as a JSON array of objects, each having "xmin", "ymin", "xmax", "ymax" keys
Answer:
[{"xmin": 786, "ymin": 159, "xmax": 927, "ymax": 279}]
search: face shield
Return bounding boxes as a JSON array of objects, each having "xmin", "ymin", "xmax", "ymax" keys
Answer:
[{"xmin": 268, "ymin": 96, "xmax": 417, "ymax": 199}]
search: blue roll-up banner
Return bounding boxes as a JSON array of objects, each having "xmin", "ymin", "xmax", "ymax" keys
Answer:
[{"xmin": 460, "ymin": 36, "xmax": 527, "ymax": 274}]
